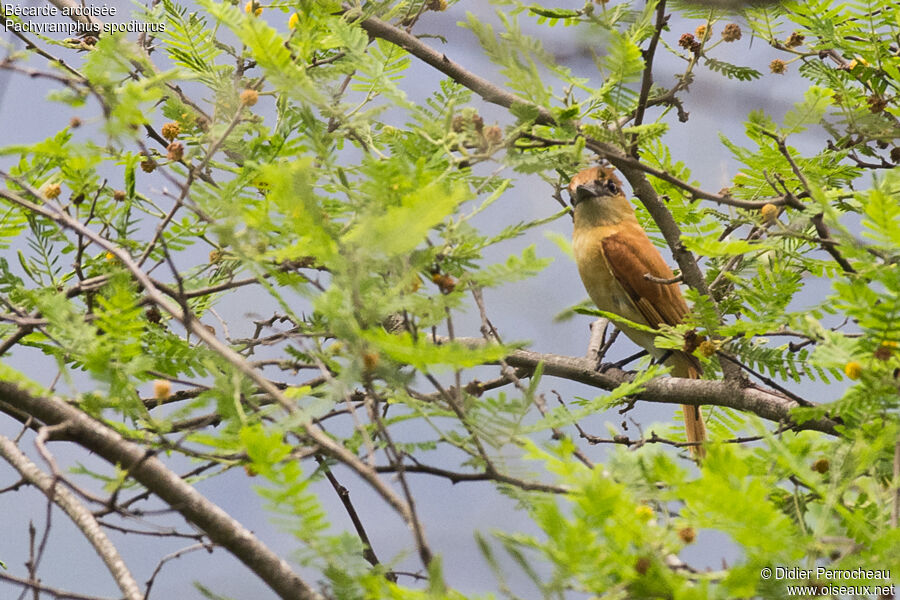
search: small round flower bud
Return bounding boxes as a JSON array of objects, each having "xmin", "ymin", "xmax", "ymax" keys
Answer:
[
  {"xmin": 874, "ymin": 342, "xmax": 896, "ymax": 361},
  {"xmin": 426, "ymin": 0, "xmax": 447, "ymax": 10},
  {"xmin": 678, "ymin": 527, "xmax": 696, "ymax": 544},
  {"xmin": 634, "ymin": 557, "xmax": 651, "ymax": 575},
  {"xmin": 678, "ymin": 33, "xmax": 696, "ymax": 50},
  {"xmin": 146, "ymin": 306, "xmax": 162, "ymax": 324},
  {"xmin": 43, "ymin": 183, "xmax": 62, "ymax": 199},
  {"xmin": 484, "ymin": 125, "xmax": 503, "ymax": 146},
  {"xmin": 69, "ymin": 117, "xmax": 82, "ymax": 129},
  {"xmin": 161, "ymin": 121, "xmax": 181, "ymax": 141},
  {"xmin": 209, "ymin": 249, "xmax": 223, "ymax": 263},
  {"xmin": 811, "ymin": 458, "xmax": 830, "ymax": 474},
  {"xmin": 683, "ymin": 330, "xmax": 701, "ymax": 354},
  {"xmin": 867, "ymin": 95, "xmax": 887, "ymax": 113},
  {"xmin": 166, "ymin": 141, "xmax": 184, "ymax": 161},
  {"xmin": 769, "ymin": 59, "xmax": 787, "ymax": 74},
  {"xmin": 635, "ymin": 505, "xmax": 654, "ymax": 521},
  {"xmin": 761, "ymin": 203, "xmax": 779, "ymax": 223},
  {"xmin": 288, "ymin": 12, "xmax": 299, "ymax": 29},
  {"xmin": 153, "ymin": 379, "xmax": 171, "ymax": 400},
  {"xmin": 721, "ymin": 23, "xmax": 742, "ymax": 42},
  {"xmin": 240, "ymin": 89, "xmax": 259, "ymax": 107},
  {"xmin": 431, "ymin": 273, "xmax": 457, "ymax": 294},
  {"xmin": 695, "ymin": 24, "xmax": 710, "ymax": 40},
  {"xmin": 362, "ymin": 352, "xmax": 379, "ymax": 372},
  {"xmin": 844, "ymin": 361, "xmax": 862, "ymax": 380},
  {"xmin": 785, "ymin": 31, "xmax": 805, "ymax": 48},
  {"xmin": 698, "ymin": 340, "xmax": 718, "ymax": 358},
  {"xmin": 244, "ymin": 0, "xmax": 262, "ymax": 16},
  {"xmin": 113, "ymin": 190, "xmax": 126, "ymax": 201},
  {"xmin": 140, "ymin": 157, "xmax": 157, "ymax": 173}
]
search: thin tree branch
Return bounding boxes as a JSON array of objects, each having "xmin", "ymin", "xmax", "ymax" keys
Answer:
[
  {"xmin": 0, "ymin": 384, "xmax": 323, "ymax": 600},
  {"xmin": 145, "ymin": 543, "xmax": 212, "ymax": 600},
  {"xmin": 314, "ymin": 456, "xmax": 392, "ymax": 579},
  {"xmin": 0, "ymin": 571, "xmax": 114, "ymax": 600},
  {"xmin": 630, "ymin": 0, "xmax": 668, "ymax": 154},
  {"xmin": 0, "ymin": 176, "xmax": 418, "ymax": 541},
  {"xmin": 0, "ymin": 434, "xmax": 142, "ymax": 600},
  {"xmin": 349, "ymin": 7, "xmax": 555, "ymax": 125},
  {"xmin": 758, "ymin": 129, "xmax": 856, "ymax": 274}
]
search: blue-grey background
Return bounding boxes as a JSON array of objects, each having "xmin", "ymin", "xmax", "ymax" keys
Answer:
[{"xmin": 0, "ymin": 1, "xmax": 828, "ymax": 598}]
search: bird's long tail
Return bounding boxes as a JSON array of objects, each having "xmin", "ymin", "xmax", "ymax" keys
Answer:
[{"xmin": 673, "ymin": 361, "xmax": 706, "ymax": 459}]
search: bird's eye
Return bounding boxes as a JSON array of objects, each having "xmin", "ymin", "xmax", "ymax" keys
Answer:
[{"xmin": 604, "ymin": 180, "xmax": 618, "ymax": 195}]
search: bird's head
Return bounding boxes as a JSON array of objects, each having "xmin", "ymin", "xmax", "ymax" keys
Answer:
[{"xmin": 568, "ymin": 166, "xmax": 634, "ymax": 225}]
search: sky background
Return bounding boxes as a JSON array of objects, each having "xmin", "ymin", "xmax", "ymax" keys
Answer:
[{"xmin": 0, "ymin": 1, "xmax": 837, "ymax": 598}]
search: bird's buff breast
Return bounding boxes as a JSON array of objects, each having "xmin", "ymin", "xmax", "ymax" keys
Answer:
[
  {"xmin": 572, "ymin": 224, "xmax": 661, "ymax": 355},
  {"xmin": 573, "ymin": 225, "xmax": 625, "ymax": 312}
]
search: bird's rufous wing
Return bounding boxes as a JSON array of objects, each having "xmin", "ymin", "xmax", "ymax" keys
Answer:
[{"xmin": 599, "ymin": 223, "xmax": 690, "ymax": 329}]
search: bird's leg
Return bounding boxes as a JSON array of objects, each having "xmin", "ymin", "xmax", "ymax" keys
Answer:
[
  {"xmin": 652, "ymin": 349, "xmax": 674, "ymax": 366},
  {"xmin": 596, "ymin": 349, "xmax": 648, "ymax": 372}
]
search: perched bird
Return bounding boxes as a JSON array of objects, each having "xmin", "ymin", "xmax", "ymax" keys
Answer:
[{"xmin": 569, "ymin": 165, "xmax": 706, "ymax": 457}]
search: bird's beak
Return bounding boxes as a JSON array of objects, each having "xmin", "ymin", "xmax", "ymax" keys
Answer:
[{"xmin": 572, "ymin": 183, "xmax": 599, "ymax": 207}]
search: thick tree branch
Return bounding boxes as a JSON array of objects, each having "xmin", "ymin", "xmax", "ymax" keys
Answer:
[
  {"xmin": 0, "ymin": 383, "xmax": 323, "ymax": 600},
  {"xmin": 422, "ymin": 336, "xmax": 839, "ymax": 436},
  {"xmin": 502, "ymin": 348, "xmax": 839, "ymax": 436},
  {"xmin": 0, "ymin": 434, "xmax": 143, "ymax": 600},
  {"xmin": 604, "ymin": 150, "xmax": 714, "ymax": 298}
]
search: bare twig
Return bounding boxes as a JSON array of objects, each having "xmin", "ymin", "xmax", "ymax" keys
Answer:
[
  {"xmin": 0, "ymin": 435, "xmax": 142, "ymax": 600},
  {"xmin": 630, "ymin": 0, "xmax": 668, "ymax": 154},
  {"xmin": 759, "ymin": 129, "xmax": 856, "ymax": 274},
  {"xmin": 145, "ymin": 543, "xmax": 212, "ymax": 600},
  {"xmin": 0, "ymin": 571, "xmax": 115, "ymax": 600},
  {"xmin": 348, "ymin": 7, "xmax": 555, "ymax": 126},
  {"xmin": 0, "ymin": 176, "xmax": 418, "ymax": 545},
  {"xmin": 314, "ymin": 456, "xmax": 392, "ymax": 579},
  {"xmin": 0, "ymin": 384, "xmax": 323, "ymax": 600}
]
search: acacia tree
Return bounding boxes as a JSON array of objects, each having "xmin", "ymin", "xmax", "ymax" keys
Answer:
[{"xmin": 0, "ymin": 0, "xmax": 899, "ymax": 598}]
